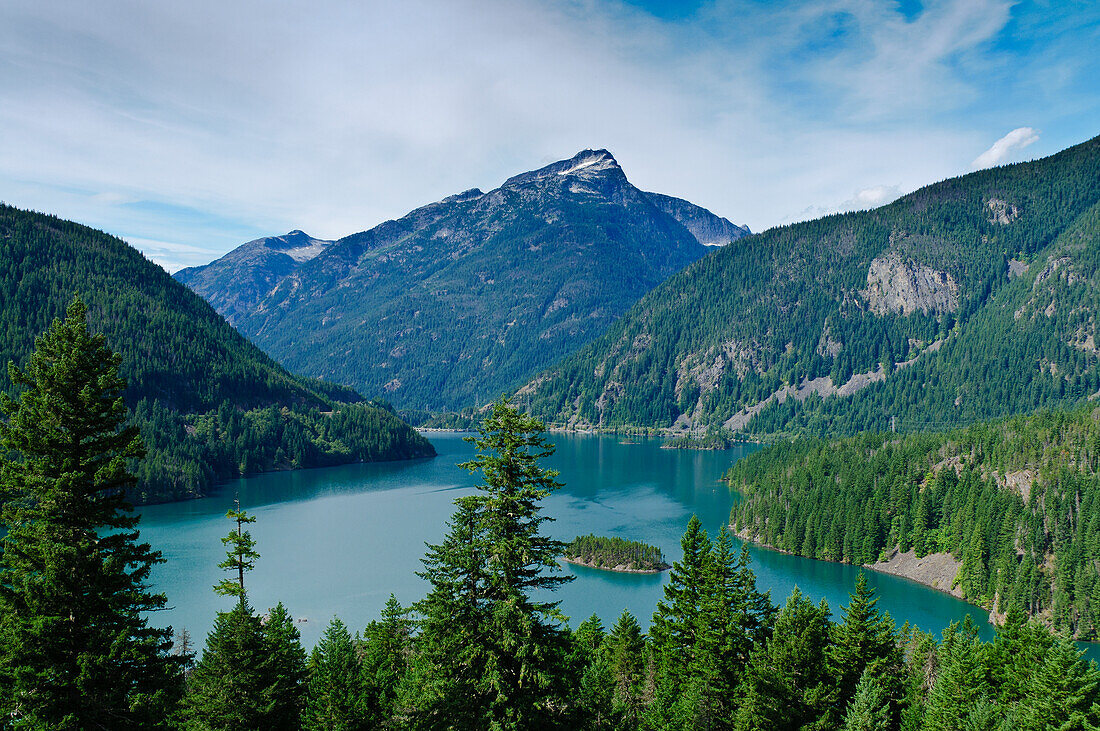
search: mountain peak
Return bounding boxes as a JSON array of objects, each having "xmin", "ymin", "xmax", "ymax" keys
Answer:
[{"xmin": 503, "ymin": 149, "xmax": 623, "ymax": 187}]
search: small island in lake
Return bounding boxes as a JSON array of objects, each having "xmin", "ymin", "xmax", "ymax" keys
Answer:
[{"xmin": 562, "ymin": 534, "xmax": 671, "ymax": 573}]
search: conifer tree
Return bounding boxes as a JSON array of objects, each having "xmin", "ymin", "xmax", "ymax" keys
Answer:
[
  {"xmin": 828, "ymin": 572, "xmax": 903, "ymax": 722},
  {"xmin": 649, "ymin": 514, "xmax": 713, "ymax": 725},
  {"xmin": 988, "ymin": 603, "xmax": 1051, "ymax": 706},
  {"xmin": 1017, "ymin": 635, "xmax": 1100, "ymax": 731},
  {"xmin": 215, "ymin": 503, "xmax": 259, "ymax": 599},
  {"xmin": 0, "ymin": 298, "xmax": 183, "ymax": 728},
  {"xmin": 181, "ymin": 599, "xmax": 271, "ymax": 730},
  {"xmin": 921, "ymin": 619, "xmax": 990, "ymax": 731},
  {"xmin": 607, "ymin": 610, "xmax": 648, "ymax": 729},
  {"xmin": 265, "ymin": 602, "xmax": 308, "ymax": 730},
  {"xmin": 413, "ymin": 399, "xmax": 574, "ymax": 729},
  {"xmin": 736, "ymin": 588, "xmax": 832, "ymax": 731},
  {"xmin": 571, "ymin": 615, "xmax": 614, "ymax": 731},
  {"xmin": 184, "ymin": 509, "xmax": 306, "ymax": 730},
  {"xmin": 842, "ymin": 669, "xmax": 892, "ymax": 731},
  {"xmin": 361, "ymin": 594, "xmax": 413, "ymax": 726},
  {"xmin": 304, "ymin": 618, "xmax": 366, "ymax": 731}
]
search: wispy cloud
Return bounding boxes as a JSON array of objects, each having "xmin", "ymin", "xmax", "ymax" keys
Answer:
[
  {"xmin": 971, "ymin": 127, "xmax": 1041, "ymax": 169},
  {"xmin": 0, "ymin": 0, "xmax": 1096, "ymax": 263}
]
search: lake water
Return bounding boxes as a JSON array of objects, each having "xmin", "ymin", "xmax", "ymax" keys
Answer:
[{"xmin": 139, "ymin": 432, "xmax": 1088, "ymax": 658}]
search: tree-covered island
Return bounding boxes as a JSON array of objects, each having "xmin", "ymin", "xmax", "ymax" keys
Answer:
[{"xmin": 563, "ymin": 534, "xmax": 671, "ymax": 573}]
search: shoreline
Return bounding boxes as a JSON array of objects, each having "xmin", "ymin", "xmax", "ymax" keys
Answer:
[
  {"xmin": 560, "ymin": 556, "xmax": 670, "ymax": 575},
  {"xmin": 732, "ymin": 527, "xmax": 971, "ymax": 604}
]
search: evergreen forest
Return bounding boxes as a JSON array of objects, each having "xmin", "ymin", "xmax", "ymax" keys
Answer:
[
  {"xmin": 0, "ymin": 205, "xmax": 434, "ymax": 503},
  {"xmin": 730, "ymin": 406, "xmax": 1100, "ymax": 639},
  {"xmin": 565, "ymin": 534, "xmax": 669, "ymax": 571},
  {"xmin": 2, "ymin": 304, "xmax": 1098, "ymax": 730}
]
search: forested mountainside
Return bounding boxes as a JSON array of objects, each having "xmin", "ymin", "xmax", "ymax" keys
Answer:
[
  {"xmin": 177, "ymin": 149, "xmax": 749, "ymax": 411},
  {"xmin": 729, "ymin": 406, "xmax": 1100, "ymax": 638},
  {"xmin": 174, "ymin": 230, "xmax": 333, "ymax": 325},
  {"xmin": 522, "ymin": 134, "xmax": 1100, "ymax": 435},
  {"xmin": 0, "ymin": 204, "xmax": 433, "ymax": 503}
]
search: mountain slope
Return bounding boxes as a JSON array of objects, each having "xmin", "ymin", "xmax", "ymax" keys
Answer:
[
  {"xmin": 174, "ymin": 230, "xmax": 333, "ymax": 325},
  {"xmin": 183, "ymin": 149, "xmax": 748, "ymax": 410},
  {"xmin": 0, "ymin": 204, "xmax": 433, "ymax": 503},
  {"xmin": 729, "ymin": 406, "xmax": 1100, "ymax": 637},
  {"xmin": 643, "ymin": 191, "xmax": 750, "ymax": 246},
  {"xmin": 522, "ymin": 134, "xmax": 1100, "ymax": 434}
]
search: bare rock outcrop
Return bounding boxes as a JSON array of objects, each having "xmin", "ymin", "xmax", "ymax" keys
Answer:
[{"xmin": 862, "ymin": 254, "xmax": 959, "ymax": 316}]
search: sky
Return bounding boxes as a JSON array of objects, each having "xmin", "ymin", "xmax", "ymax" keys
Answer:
[{"xmin": 1, "ymin": 0, "xmax": 1098, "ymax": 272}]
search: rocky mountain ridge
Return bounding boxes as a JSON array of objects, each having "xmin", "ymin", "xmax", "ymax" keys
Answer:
[{"xmin": 177, "ymin": 149, "xmax": 750, "ymax": 409}]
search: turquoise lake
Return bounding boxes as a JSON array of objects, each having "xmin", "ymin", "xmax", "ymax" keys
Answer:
[{"xmin": 138, "ymin": 432, "xmax": 1090, "ymax": 658}]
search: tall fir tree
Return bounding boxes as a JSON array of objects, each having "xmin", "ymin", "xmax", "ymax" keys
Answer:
[
  {"xmin": 649, "ymin": 514, "xmax": 713, "ymax": 727},
  {"xmin": 607, "ymin": 610, "xmax": 648, "ymax": 729},
  {"xmin": 413, "ymin": 398, "xmax": 574, "ymax": 730},
  {"xmin": 181, "ymin": 599, "xmax": 272, "ymax": 731},
  {"xmin": 841, "ymin": 669, "xmax": 892, "ymax": 731},
  {"xmin": 183, "ymin": 508, "xmax": 305, "ymax": 729},
  {"xmin": 360, "ymin": 594, "xmax": 413, "ymax": 726},
  {"xmin": 735, "ymin": 588, "xmax": 832, "ymax": 731},
  {"xmin": 304, "ymin": 618, "xmax": 366, "ymax": 731},
  {"xmin": 0, "ymin": 298, "xmax": 183, "ymax": 728},
  {"xmin": 264, "ymin": 602, "xmax": 308, "ymax": 730},
  {"xmin": 918, "ymin": 619, "xmax": 990, "ymax": 731},
  {"xmin": 828, "ymin": 572, "xmax": 904, "ymax": 725},
  {"xmin": 215, "ymin": 504, "xmax": 259, "ymax": 599}
]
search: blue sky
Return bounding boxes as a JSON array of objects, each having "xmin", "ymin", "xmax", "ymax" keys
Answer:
[{"xmin": 1, "ymin": 0, "xmax": 1098, "ymax": 271}]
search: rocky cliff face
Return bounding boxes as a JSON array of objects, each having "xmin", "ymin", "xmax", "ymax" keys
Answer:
[
  {"xmin": 644, "ymin": 191, "xmax": 750, "ymax": 246},
  {"xmin": 861, "ymin": 253, "xmax": 959, "ymax": 316}
]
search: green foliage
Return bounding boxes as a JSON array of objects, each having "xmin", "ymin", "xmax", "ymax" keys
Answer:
[
  {"xmin": 736, "ymin": 588, "xmax": 832, "ymax": 731},
  {"xmin": 565, "ymin": 534, "xmax": 669, "ymax": 571},
  {"xmin": 729, "ymin": 406, "xmax": 1100, "ymax": 636},
  {"xmin": 0, "ymin": 299, "xmax": 183, "ymax": 728},
  {"xmin": 181, "ymin": 599, "xmax": 271, "ymax": 730},
  {"xmin": 304, "ymin": 618, "xmax": 366, "ymax": 731},
  {"xmin": 214, "ymin": 506, "xmax": 259, "ymax": 599},
  {"xmin": 359, "ymin": 595, "xmax": 413, "ymax": 726},
  {"xmin": 0, "ymin": 203, "xmax": 434, "ymax": 503},
  {"xmin": 263, "ymin": 602, "xmax": 309, "ymax": 731},
  {"xmin": 526, "ymin": 135, "xmax": 1100, "ymax": 436},
  {"xmin": 411, "ymin": 399, "xmax": 575, "ymax": 729},
  {"xmin": 841, "ymin": 669, "xmax": 892, "ymax": 731},
  {"xmin": 649, "ymin": 518, "xmax": 775, "ymax": 729}
]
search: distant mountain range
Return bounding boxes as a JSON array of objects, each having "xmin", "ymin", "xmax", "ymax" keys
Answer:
[
  {"xmin": 0, "ymin": 204, "xmax": 433, "ymax": 503},
  {"xmin": 521, "ymin": 135, "xmax": 1100, "ymax": 436},
  {"xmin": 176, "ymin": 149, "xmax": 750, "ymax": 410}
]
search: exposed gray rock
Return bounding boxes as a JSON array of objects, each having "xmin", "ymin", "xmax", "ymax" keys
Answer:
[
  {"xmin": 862, "ymin": 253, "xmax": 959, "ymax": 315},
  {"xmin": 987, "ymin": 198, "xmax": 1019, "ymax": 225}
]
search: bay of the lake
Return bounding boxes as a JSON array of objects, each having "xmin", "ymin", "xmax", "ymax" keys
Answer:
[{"xmin": 138, "ymin": 432, "xmax": 1086, "ymax": 659}]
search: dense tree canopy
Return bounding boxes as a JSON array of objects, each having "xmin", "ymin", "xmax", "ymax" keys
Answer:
[{"xmin": 0, "ymin": 204, "xmax": 434, "ymax": 503}]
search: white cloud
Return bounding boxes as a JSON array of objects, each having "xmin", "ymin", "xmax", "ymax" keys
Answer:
[
  {"xmin": 124, "ymin": 237, "xmax": 221, "ymax": 273},
  {"xmin": 846, "ymin": 185, "xmax": 902, "ymax": 210},
  {"xmin": 0, "ymin": 0, "xmax": 1091, "ymax": 263},
  {"xmin": 971, "ymin": 127, "xmax": 1041, "ymax": 169}
]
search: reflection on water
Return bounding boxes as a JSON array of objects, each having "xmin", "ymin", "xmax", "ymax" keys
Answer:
[{"xmin": 139, "ymin": 432, "xmax": 1097, "ymax": 661}]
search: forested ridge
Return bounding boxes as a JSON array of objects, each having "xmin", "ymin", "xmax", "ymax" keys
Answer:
[
  {"xmin": 523, "ymin": 134, "xmax": 1100, "ymax": 437},
  {"xmin": 730, "ymin": 405, "xmax": 1100, "ymax": 639},
  {"xmin": 0, "ymin": 204, "xmax": 433, "ymax": 503}
]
